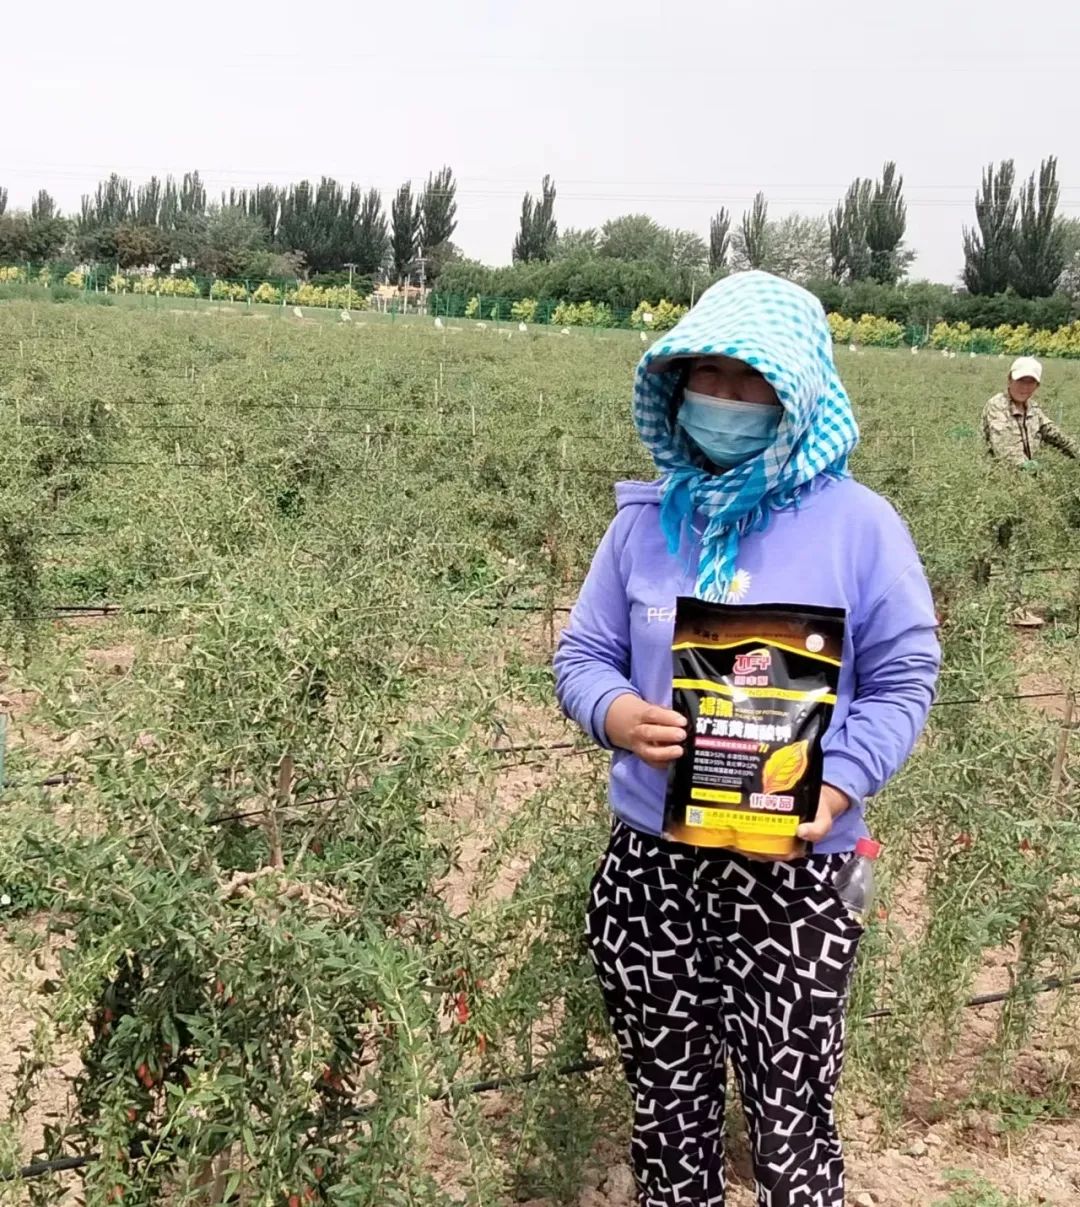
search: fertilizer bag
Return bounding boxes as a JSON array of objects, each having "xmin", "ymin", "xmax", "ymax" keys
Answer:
[{"xmin": 664, "ymin": 598, "xmax": 846, "ymax": 857}]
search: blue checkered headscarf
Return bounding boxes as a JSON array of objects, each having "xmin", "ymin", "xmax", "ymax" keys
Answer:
[{"xmin": 634, "ymin": 271, "xmax": 859, "ymax": 602}]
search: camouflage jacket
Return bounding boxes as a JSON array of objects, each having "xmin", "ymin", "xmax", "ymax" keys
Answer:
[{"xmin": 982, "ymin": 392, "xmax": 1079, "ymax": 466}]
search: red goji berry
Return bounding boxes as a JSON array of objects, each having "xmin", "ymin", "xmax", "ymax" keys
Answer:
[{"xmin": 454, "ymin": 992, "xmax": 470, "ymax": 1025}]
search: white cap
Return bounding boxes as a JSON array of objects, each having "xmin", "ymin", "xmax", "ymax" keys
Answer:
[{"xmin": 1009, "ymin": 356, "xmax": 1042, "ymax": 382}]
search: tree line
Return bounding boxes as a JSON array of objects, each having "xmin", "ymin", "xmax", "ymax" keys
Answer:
[
  {"xmin": 1, "ymin": 158, "xmax": 1078, "ymax": 311},
  {"xmin": 0, "ymin": 168, "xmax": 461, "ymax": 286},
  {"xmin": 504, "ymin": 162, "xmax": 911, "ymax": 288},
  {"xmin": 450, "ymin": 157, "xmax": 1077, "ymax": 315}
]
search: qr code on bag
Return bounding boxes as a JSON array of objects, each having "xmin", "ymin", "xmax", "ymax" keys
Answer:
[{"xmin": 687, "ymin": 807, "xmax": 705, "ymax": 825}]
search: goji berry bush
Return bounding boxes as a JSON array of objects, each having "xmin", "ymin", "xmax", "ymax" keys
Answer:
[{"xmin": 0, "ymin": 301, "xmax": 1077, "ymax": 1204}]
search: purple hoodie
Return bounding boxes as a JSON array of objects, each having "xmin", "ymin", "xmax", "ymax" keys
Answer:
[{"xmin": 553, "ymin": 476, "xmax": 940, "ymax": 854}]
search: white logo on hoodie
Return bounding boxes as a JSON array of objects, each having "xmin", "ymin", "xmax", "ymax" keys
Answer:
[
  {"xmin": 724, "ymin": 569, "xmax": 752, "ymax": 603},
  {"xmin": 645, "ymin": 607, "xmax": 676, "ymax": 624}
]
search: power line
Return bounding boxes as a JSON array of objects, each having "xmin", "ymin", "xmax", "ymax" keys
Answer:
[
  {"xmin": 10, "ymin": 161, "xmax": 1080, "ymax": 206},
  {"xmin": 12, "ymin": 155, "xmax": 1080, "ymax": 190}
]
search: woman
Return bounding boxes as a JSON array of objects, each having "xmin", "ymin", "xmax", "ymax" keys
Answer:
[{"xmin": 554, "ymin": 271, "xmax": 940, "ymax": 1207}]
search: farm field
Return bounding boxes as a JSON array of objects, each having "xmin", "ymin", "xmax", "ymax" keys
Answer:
[{"xmin": 0, "ymin": 298, "xmax": 1079, "ymax": 1207}]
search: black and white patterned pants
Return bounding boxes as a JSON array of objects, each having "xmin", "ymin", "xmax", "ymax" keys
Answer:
[{"xmin": 586, "ymin": 820, "xmax": 862, "ymax": 1207}]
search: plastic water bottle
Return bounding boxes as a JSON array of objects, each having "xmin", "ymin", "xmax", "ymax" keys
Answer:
[{"xmin": 834, "ymin": 837, "xmax": 882, "ymax": 925}]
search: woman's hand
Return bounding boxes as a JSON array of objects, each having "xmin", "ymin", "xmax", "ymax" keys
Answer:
[
  {"xmin": 796, "ymin": 783, "xmax": 851, "ymax": 846},
  {"xmin": 745, "ymin": 783, "xmax": 851, "ymax": 862},
  {"xmin": 604, "ymin": 694, "xmax": 687, "ymax": 771}
]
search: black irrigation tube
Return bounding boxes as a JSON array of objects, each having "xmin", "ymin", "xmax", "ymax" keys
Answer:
[
  {"xmin": 75, "ymin": 426, "xmax": 606, "ymax": 445},
  {"xmin": 39, "ymin": 532, "xmax": 522, "ymax": 551},
  {"xmin": 989, "ymin": 565, "xmax": 1080, "ymax": 577},
  {"xmin": 205, "ymin": 792, "xmax": 343, "ymax": 828},
  {"xmin": 17, "ymin": 419, "xmax": 492, "ymax": 441},
  {"xmin": 6, "ymin": 604, "xmax": 174, "ymax": 620},
  {"xmin": 47, "ymin": 603, "xmax": 143, "ymax": 614},
  {"xmin": 28, "ymin": 575, "xmax": 1076, "ymax": 623},
  {"xmin": 19, "ymin": 424, "xmax": 489, "ymax": 444},
  {"xmin": 5, "ymin": 1153, "xmax": 97, "ymax": 1181},
  {"xmin": 4, "ymin": 397, "xmax": 629, "ymax": 432},
  {"xmin": 9, "ymin": 687, "xmax": 1071, "ymax": 803},
  {"xmin": 2, "ymin": 741, "xmax": 590, "ymax": 802},
  {"xmin": 7, "ymin": 971, "xmax": 1079, "ymax": 1185},
  {"xmin": 10, "ymin": 600, "xmax": 574, "ymax": 623},
  {"xmin": 20, "ymin": 555, "xmax": 1080, "ymax": 624},
  {"xmin": 932, "ymin": 689, "xmax": 1071, "ymax": 707},
  {"xmin": 492, "ymin": 740, "xmax": 584, "ymax": 756},
  {"xmin": 859, "ymin": 973, "xmax": 1080, "ymax": 1020},
  {"xmin": 14, "ymin": 414, "xmax": 614, "ymax": 442},
  {"xmin": 9, "ymin": 399, "xmax": 438, "ymax": 415},
  {"xmin": 45, "ymin": 456, "xmax": 591, "ymax": 472},
  {"xmin": 0, "ymin": 772, "xmax": 78, "ymax": 791},
  {"xmin": 7, "ymin": 788, "xmax": 375, "ymax": 861}
]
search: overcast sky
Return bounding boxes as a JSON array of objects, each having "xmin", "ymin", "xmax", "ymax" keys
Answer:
[{"xmin": 6, "ymin": 0, "xmax": 1080, "ymax": 284}]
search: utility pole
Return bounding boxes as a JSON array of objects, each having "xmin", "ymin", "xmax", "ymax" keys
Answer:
[{"xmin": 415, "ymin": 256, "xmax": 428, "ymax": 307}]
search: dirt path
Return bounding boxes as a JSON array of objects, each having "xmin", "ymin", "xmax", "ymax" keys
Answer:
[{"xmin": 0, "ymin": 919, "xmax": 79, "ymax": 1163}]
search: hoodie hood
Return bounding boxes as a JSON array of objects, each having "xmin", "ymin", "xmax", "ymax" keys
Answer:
[
  {"xmin": 614, "ymin": 479, "xmax": 663, "ymax": 509},
  {"xmin": 628, "ymin": 271, "xmax": 859, "ymax": 601}
]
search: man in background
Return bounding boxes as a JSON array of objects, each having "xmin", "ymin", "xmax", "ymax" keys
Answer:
[
  {"xmin": 982, "ymin": 356, "xmax": 1078, "ymax": 628},
  {"xmin": 983, "ymin": 357, "xmax": 1078, "ymax": 466}
]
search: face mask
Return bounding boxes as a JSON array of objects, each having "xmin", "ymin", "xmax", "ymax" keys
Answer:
[{"xmin": 677, "ymin": 389, "xmax": 782, "ymax": 468}]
